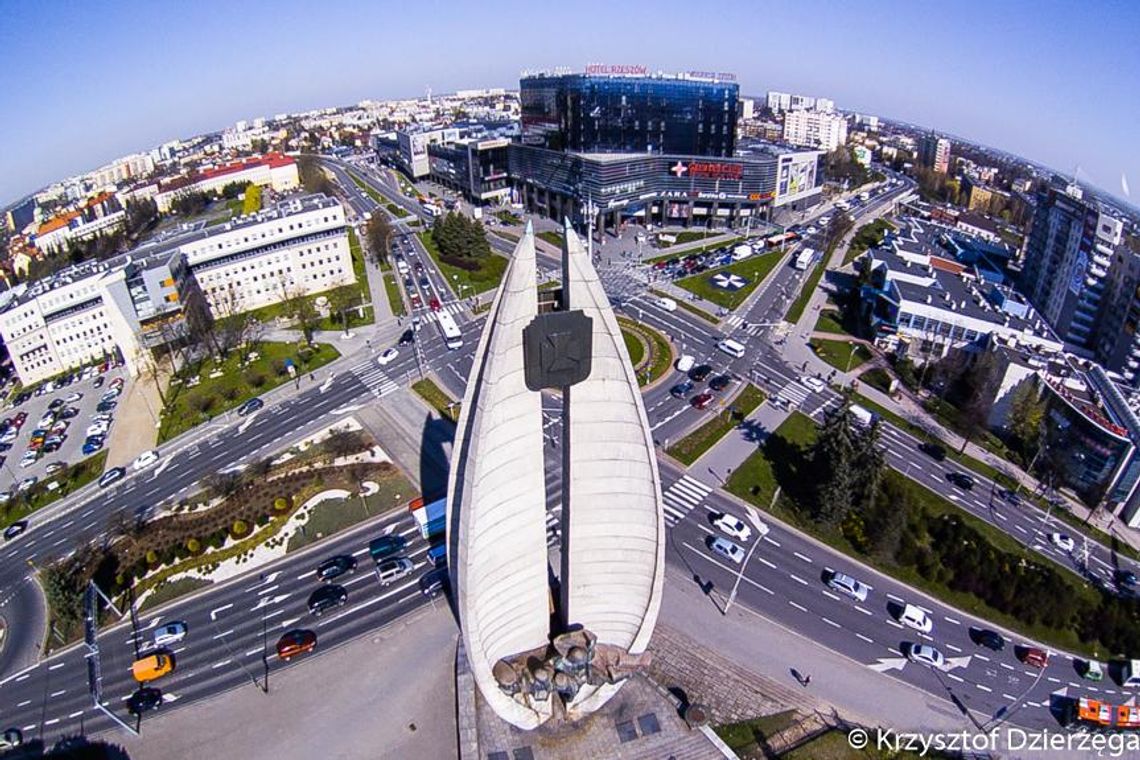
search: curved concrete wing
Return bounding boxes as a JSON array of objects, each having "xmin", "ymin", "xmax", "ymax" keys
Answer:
[
  {"xmin": 447, "ymin": 226, "xmax": 550, "ymax": 729},
  {"xmin": 560, "ymin": 223, "xmax": 665, "ymax": 655}
]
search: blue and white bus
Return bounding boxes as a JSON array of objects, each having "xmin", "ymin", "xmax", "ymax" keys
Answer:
[{"xmin": 437, "ymin": 311, "xmax": 463, "ymax": 350}]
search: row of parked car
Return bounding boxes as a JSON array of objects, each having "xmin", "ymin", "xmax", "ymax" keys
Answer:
[{"xmin": 670, "ymin": 359, "xmax": 735, "ymax": 411}]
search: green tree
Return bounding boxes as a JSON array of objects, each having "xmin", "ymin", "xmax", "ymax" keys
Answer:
[
  {"xmin": 124, "ymin": 198, "xmax": 159, "ymax": 238},
  {"xmin": 811, "ymin": 405, "xmax": 859, "ymax": 526},
  {"xmin": 241, "ymin": 184, "xmax": 263, "ymax": 215},
  {"xmin": 1005, "ymin": 378, "xmax": 1046, "ymax": 457},
  {"xmin": 298, "ymin": 155, "xmax": 335, "ymax": 196},
  {"xmin": 365, "ymin": 213, "xmax": 393, "ymax": 268},
  {"xmin": 852, "ymin": 421, "xmax": 886, "ymax": 514}
]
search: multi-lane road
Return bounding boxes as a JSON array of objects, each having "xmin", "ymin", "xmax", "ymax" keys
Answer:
[{"xmin": 0, "ymin": 161, "xmax": 1134, "ymax": 744}]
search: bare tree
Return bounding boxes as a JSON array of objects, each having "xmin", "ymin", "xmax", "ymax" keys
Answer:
[
  {"xmin": 277, "ymin": 273, "xmax": 319, "ymax": 346},
  {"xmin": 212, "ymin": 283, "xmax": 251, "ymax": 358}
]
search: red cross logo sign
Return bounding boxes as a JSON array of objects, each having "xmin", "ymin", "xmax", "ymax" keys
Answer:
[{"xmin": 670, "ymin": 161, "xmax": 688, "ymax": 178}]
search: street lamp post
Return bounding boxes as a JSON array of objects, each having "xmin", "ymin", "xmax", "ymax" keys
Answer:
[{"xmin": 724, "ymin": 503, "xmax": 772, "ymax": 615}]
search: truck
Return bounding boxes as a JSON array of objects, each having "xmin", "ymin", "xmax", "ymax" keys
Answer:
[
  {"xmin": 732, "ymin": 244, "xmax": 753, "ymax": 261},
  {"xmin": 849, "ymin": 404, "xmax": 878, "ymax": 429},
  {"xmin": 793, "ymin": 248, "xmax": 815, "ymax": 270},
  {"xmin": 1121, "ymin": 659, "xmax": 1140, "ymax": 688},
  {"xmin": 412, "ymin": 497, "xmax": 447, "ymax": 540},
  {"xmin": 859, "ymin": 191, "xmax": 871, "ymax": 202},
  {"xmin": 1063, "ymin": 696, "xmax": 1140, "ymax": 730}
]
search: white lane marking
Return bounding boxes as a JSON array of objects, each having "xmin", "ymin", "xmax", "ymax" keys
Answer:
[
  {"xmin": 856, "ymin": 633, "xmax": 874, "ymax": 644},
  {"xmin": 975, "ymin": 654, "xmax": 990, "ymax": 662},
  {"xmin": 944, "ymin": 616, "xmax": 961, "ymax": 625},
  {"xmin": 821, "ymin": 617, "xmax": 841, "ymax": 629},
  {"xmin": 17, "ymin": 700, "xmax": 31, "ymax": 707},
  {"xmin": 211, "ymin": 659, "xmax": 232, "ymax": 670},
  {"xmin": 69, "ymin": 710, "xmax": 84, "ymax": 718},
  {"xmin": 44, "ymin": 718, "xmax": 59, "ymax": 726},
  {"xmin": 945, "ymin": 644, "xmax": 962, "ymax": 653},
  {"xmin": 821, "ymin": 590, "xmax": 841, "ymax": 602},
  {"xmin": 1047, "ymin": 677, "xmax": 1061, "ymax": 684},
  {"xmin": 788, "ymin": 601, "xmax": 807, "ymax": 612},
  {"xmin": 946, "ymin": 674, "xmax": 964, "ymax": 683},
  {"xmin": 886, "ymin": 592, "xmax": 905, "ymax": 603},
  {"xmin": 50, "ymin": 689, "xmax": 66, "ymax": 698},
  {"xmin": 15, "ymin": 674, "xmax": 30, "ymax": 682},
  {"xmin": 48, "ymin": 663, "xmax": 66, "ymax": 671},
  {"xmin": 792, "ymin": 551, "xmax": 813, "ymax": 563},
  {"xmin": 1001, "ymin": 663, "xmax": 1016, "ymax": 671},
  {"xmin": 763, "ymin": 536, "xmax": 781, "ymax": 547},
  {"xmin": 788, "ymin": 574, "xmax": 809, "ymax": 587},
  {"xmin": 1003, "ymin": 693, "xmax": 1017, "ymax": 700},
  {"xmin": 211, "ymin": 629, "xmax": 234, "ymax": 640},
  {"xmin": 976, "ymin": 683, "xmax": 993, "ymax": 693},
  {"xmin": 755, "ymin": 556, "xmax": 777, "ymax": 570},
  {"xmin": 853, "ymin": 606, "xmax": 873, "ymax": 617},
  {"xmin": 210, "ymin": 603, "xmax": 233, "ymax": 621}
]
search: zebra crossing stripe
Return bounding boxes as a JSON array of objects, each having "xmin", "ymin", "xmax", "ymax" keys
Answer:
[{"xmin": 661, "ymin": 476, "xmax": 713, "ymax": 526}]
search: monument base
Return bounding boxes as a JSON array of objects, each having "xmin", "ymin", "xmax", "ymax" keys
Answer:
[{"xmin": 456, "ymin": 635, "xmax": 727, "ymax": 759}]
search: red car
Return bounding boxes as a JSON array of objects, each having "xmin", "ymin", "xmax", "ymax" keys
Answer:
[
  {"xmin": 691, "ymin": 392, "xmax": 715, "ymax": 410},
  {"xmin": 429, "ymin": 297, "xmax": 441, "ymax": 312},
  {"xmin": 12, "ymin": 412, "xmax": 27, "ymax": 429},
  {"xmin": 276, "ymin": 629, "xmax": 317, "ymax": 661},
  {"xmin": 1020, "ymin": 647, "xmax": 1049, "ymax": 668},
  {"xmin": 410, "ymin": 293, "xmax": 423, "ymax": 309}
]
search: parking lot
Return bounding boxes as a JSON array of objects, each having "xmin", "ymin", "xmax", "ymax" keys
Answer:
[{"xmin": 0, "ymin": 363, "xmax": 127, "ymax": 498}]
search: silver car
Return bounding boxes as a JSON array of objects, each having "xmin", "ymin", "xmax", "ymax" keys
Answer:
[{"xmin": 826, "ymin": 571, "xmax": 869, "ymax": 602}]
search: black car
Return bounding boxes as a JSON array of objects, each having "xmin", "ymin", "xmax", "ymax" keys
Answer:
[
  {"xmin": 398, "ymin": 329, "xmax": 415, "ymax": 346},
  {"xmin": 3, "ymin": 521, "xmax": 27, "ymax": 541},
  {"xmin": 60, "ymin": 406, "xmax": 80, "ymax": 419},
  {"xmin": 96, "ymin": 400, "xmax": 117, "ymax": 413},
  {"xmin": 315, "ymin": 555, "xmax": 357, "ymax": 582},
  {"xmin": 946, "ymin": 472, "xmax": 975, "ymax": 490},
  {"xmin": 918, "ymin": 441, "xmax": 946, "ymax": 461},
  {"xmin": 236, "ymin": 397, "xmax": 264, "ymax": 417},
  {"xmin": 973, "ymin": 628, "xmax": 1005, "ymax": 651},
  {"xmin": 13, "ymin": 392, "xmax": 31, "ymax": 405},
  {"xmin": 414, "ymin": 262, "xmax": 424, "ymax": 273},
  {"xmin": 419, "ymin": 567, "xmax": 449, "ymax": 597},
  {"xmin": 998, "ymin": 487, "xmax": 1022, "ymax": 506},
  {"xmin": 92, "ymin": 376, "xmax": 105, "ymax": 389},
  {"xmin": 1114, "ymin": 568, "xmax": 1138, "ymax": 589},
  {"xmin": 689, "ymin": 365, "xmax": 714, "ymax": 383},
  {"xmin": 419, "ymin": 277, "xmax": 430, "ymax": 289},
  {"xmin": 404, "ymin": 276, "xmax": 415, "ymax": 289},
  {"xmin": 48, "ymin": 398, "xmax": 64, "ymax": 411},
  {"xmin": 127, "ymin": 687, "xmax": 163, "ymax": 715},
  {"xmin": 98, "ymin": 467, "xmax": 126, "ymax": 489},
  {"xmin": 708, "ymin": 375, "xmax": 733, "ymax": 392},
  {"xmin": 670, "ymin": 381, "xmax": 694, "ymax": 399},
  {"xmin": 307, "ymin": 584, "xmax": 348, "ymax": 616}
]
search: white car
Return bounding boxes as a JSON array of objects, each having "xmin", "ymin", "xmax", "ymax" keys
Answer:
[
  {"xmin": 906, "ymin": 644, "xmax": 945, "ymax": 669},
  {"xmin": 898, "ymin": 603, "xmax": 933, "ymax": 634},
  {"xmin": 801, "ymin": 376, "xmax": 826, "ymax": 393},
  {"xmin": 86, "ymin": 423, "xmax": 110, "ymax": 437},
  {"xmin": 153, "ymin": 621, "xmax": 188, "ymax": 648},
  {"xmin": 16, "ymin": 477, "xmax": 37, "ymax": 494},
  {"xmin": 64, "ymin": 393, "xmax": 82, "ymax": 403},
  {"xmin": 708, "ymin": 536, "xmax": 745, "ymax": 564},
  {"xmin": 676, "ymin": 354, "xmax": 696, "ymax": 373},
  {"xmin": 377, "ymin": 348, "xmax": 399, "ymax": 366},
  {"xmin": 826, "ymin": 571, "xmax": 869, "ymax": 602},
  {"xmin": 0, "ymin": 430, "xmax": 17, "ymax": 445},
  {"xmin": 37, "ymin": 413, "xmax": 55, "ymax": 429},
  {"xmin": 20, "ymin": 452, "xmax": 38, "ymax": 468},
  {"xmin": 657, "ymin": 297, "xmax": 678, "ymax": 312},
  {"xmin": 1050, "ymin": 532, "xmax": 1075, "ymax": 552},
  {"xmin": 807, "ymin": 226, "xmax": 819, "ymax": 235},
  {"xmin": 132, "ymin": 450, "xmax": 160, "ymax": 471},
  {"xmin": 713, "ymin": 512, "xmax": 770, "ymax": 543}
]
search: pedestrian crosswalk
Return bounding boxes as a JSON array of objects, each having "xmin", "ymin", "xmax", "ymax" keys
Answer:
[
  {"xmin": 775, "ymin": 381, "xmax": 811, "ymax": 409},
  {"xmin": 352, "ymin": 365, "xmax": 399, "ymax": 398},
  {"xmin": 413, "ymin": 302, "xmax": 466, "ymax": 324},
  {"xmin": 721, "ymin": 314, "xmax": 768, "ymax": 336},
  {"xmin": 545, "ymin": 508, "xmax": 561, "ymax": 547},
  {"xmin": 662, "ymin": 475, "xmax": 714, "ymax": 527}
]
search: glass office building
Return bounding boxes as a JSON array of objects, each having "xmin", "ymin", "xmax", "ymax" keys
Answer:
[{"xmin": 521, "ymin": 73, "xmax": 738, "ymax": 157}]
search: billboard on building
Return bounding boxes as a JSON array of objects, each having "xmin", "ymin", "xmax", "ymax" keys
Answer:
[{"xmin": 775, "ymin": 152, "xmax": 820, "ymax": 207}]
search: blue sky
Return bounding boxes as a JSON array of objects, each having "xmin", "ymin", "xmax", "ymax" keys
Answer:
[{"xmin": 1, "ymin": 0, "xmax": 1138, "ymax": 207}]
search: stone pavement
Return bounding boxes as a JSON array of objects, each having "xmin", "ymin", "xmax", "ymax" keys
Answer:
[{"xmin": 106, "ymin": 371, "xmax": 163, "ymax": 469}]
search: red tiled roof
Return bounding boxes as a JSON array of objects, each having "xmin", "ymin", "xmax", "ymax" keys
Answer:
[
  {"xmin": 37, "ymin": 211, "xmax": 80, "ymax": 236},
  {"xmin": 929, "ymin": 256, "xmax": 965, "ymax": 274},
  {"xmin": 200, "ymin": 152, "xmax": 294, "ymax": 180}
]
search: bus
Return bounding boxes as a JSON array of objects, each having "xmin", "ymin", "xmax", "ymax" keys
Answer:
[
  {"xmin": 437, "ymin": 311, "xmax": 464, "ymax": 350},
  {"xmin": 793, "ymin": 248, "xmax": 815, "ymax": 270},
  {"xmin": 767, "ymin": 232, "xmax": 798, "ymax": 249},
  {"xmin": 410, "ymin": 497, "xmax": 447, "ymax": 540}
]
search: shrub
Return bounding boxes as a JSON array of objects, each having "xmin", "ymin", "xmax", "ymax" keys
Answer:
[
  {"xmin": 244, "ymin": 369, "xmax": 267, "ymax": 388},
  {"xmin": 273, "ymin": 496, "xmax": 290, "ymax": 512},
  {"xmin": 186, "ymin": 538, "xmax": 201, "ymax": 554},
  {"xmin": 231, "ymin": 519, "xmax": 249, "ymax": 538},
  {"xmin": 222, "ymin": 385, "xmax": 240, "ymax": 402},
  {"xmin": 190, "ymin": 393, "xmax": 216, "ymax": 414},
  {"xmin": 272, "ymin": 359, "xmax": 287, "ymax": 376},
  {"xmin": 145, "ymin": 550, "xmax": 159, "ymax": 566}
]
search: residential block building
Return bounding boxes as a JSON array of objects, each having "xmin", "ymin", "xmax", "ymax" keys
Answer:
[{"xmin": 782, "ymin": 109, "xmax": 848, "ymax": 152}]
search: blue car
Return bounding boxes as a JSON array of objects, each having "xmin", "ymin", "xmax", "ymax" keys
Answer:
[{"xmin": 670, "ymin": 381, "xmax": 695, "ymax": 398}]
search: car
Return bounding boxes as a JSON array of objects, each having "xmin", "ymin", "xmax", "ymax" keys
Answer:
[
  {"xmin": 972, "ymin": 628, "xmax": 1006, "ymax": 651},
  {"xmin": 691, "ymin": 392, "xmax": 715, "ymax": 410},
  {"xmin": 236, "ymin": 397, "xmax": 264, "ymax": 417},
  {"xmin": 1020, "ymin": 647, "xmax": 1050, "ymax": 668},
  {"xmin": 82, "ymin": 439, "xmax": 104, "ymax": 456},
  {"xmin": 1114, "ymin": 569, "xmax": 1138, "ymax": 589},
  {"xmin": 132, "ymin": 450, "xmax": 160, "ymax": 471},
  {"xmin": 48, "ymin": 398, "xmax": 64, "ymax": 411},
  {"xmin": 946, "ymin": 472, "xmax": 975, "ymax": 490},
  {"xmin": 101, "ymin": 389, "xmax": 121, "ymax": 403},
  {"xmin": 92, "ymin": 376, "xmax": 105, "ymax": 389},
  {"xmin": 414, "ymin": 262, "xmax": 424, "ymax": 274},
  {"xmin": 419, "ymin": 567, "xmax": 450, "ymax": 597},
  {"xmin": 826, "ymin": 571, "xmax": 869, "ymax": 602},
  {"xmin": 60, "ymin": 406, "xmax": 80, "ymax": 420},
  {"xmin": 19, "ymin": 452, "xmax": 38, "ymax": 468},
  {"xmin": 96, "ymin": 400, "xmax": 117, "ymax": 413},
  {"xmin": 377, "ymin": 348, "xmax": 399, "ymax": 366},
  {"xmin": 800, "ymin": 375, "xmax": 826, "ymax": 393},
  {"xmin": 905, "ymin": 643, "xmax": 945, "ymax": 669},
  {"xmin": 369, "ymin": 535, "xmax": 407, "ymax": 562},
  {"xmin": 91, "ymin": 412, "xmax": 113, "ymax": 423},
  {"xmin": 898, "ymin": 603, "xmax": 933, "ymax": 634},
  {"xmin": 998, "ymin": 487, "xmax": 1022, "ymax": 506},
  {"xmin": 713, "ymin": 512, "xmax": 768, "ymax": 542},
  {"xmin": 689, "ymin": 364, "xmax": 713, "ymax": 382},
  {"xmin": 376, "ymin": 557, "xmax": 415, "ymax": 585},
  {"xmin": 315, "ymin": 555, "xmax": 357, "ymax": 581},
  {"xmin": 918, "ymin": 441, "xmax": 946, "ymax": 461},
  {"xmin": 109, "ymin": 377, "xmax": 125, "ymax": 390},
  {"xmin": 708, "ymin": 375, "xmax": 733, "ymax": 392},
  {"xmin": 429, "ymin": 296, "xmax": 441, "ymax": 312},
  {"xmin": 398, "ymin": 329, "xmax": 415, "ymax": 346},
  {"xmin": 0, "ymin": 727, "xmax": 22, "ymax": 749},
  {"xmin": 410, "ymin": 293, "xmax": 423, "ymax": 309},
  {"xmin": 44, "ymin": 462, "xmax": 64, "ymax": 476},
  {"xmin": 64, "ymin": 392, "xmax": 82, "ymax": 403},
  {"xmin": 153, "ymin": 621, "xmax": 188, "ymax": 648},
  {"xmin": 37, "ymin": 413, "xmax": 55, "ymax": 428},
  {"xmin": 404, "ymin": 275, "xmax": 415, "ymax": 289},
  {"xmin": 86, "ymin": 422, "xmax": 110, "ymax": 437},
  {"xmin": 276, "ymin": 629, "xmax": 317, "ymax": 661},
  {"xmin": 656, "ymin": 297, "xmax": 678, "ymax": 312},
  {"xmin": 1049, "ymin": 532, "xmax": 1075, "ymax": 552},
  {"xmin": 307, "ymin": 584, "xmax": 348, "ymax": 616},
  {"xmin": 807, "ymin": 226, "xmax": 819, "ymax": 235},
  {"xmin": 3, "ymin": 521, "xmax": 27, "ymax": 541},
  {"xmin": 0, "ymin": 492, "xmax": 12, "ymax": 506},
  {"xmin": 127, "ymin": 687, "xmax": 163, "ymax": 716},
  {"xmin": 12, "ymin": 412, "xmax": 26, "ymax": 428},
  {"xmin": 419, "ymin": 277, "xmax": 431, "ymax": 289},
  {"xmin": 1080, "ymin": 659, "xmax": 1105, "ymax": 682},
  {"xmin": 0, "ymin": 430, "xmax": 17, "ymax": 445},
  {"xmin": 675, "ymin": 354, "xmax": 696, "ymax": 373},
  {"xmin": 707, "ymin": 536, "xmax": 745, "ymax": 564},
  {"xmin": 131, "ymin": 652, "xmax": 175, "ymax": 682},
  {"xmin": 669, "ymin": 381, "xmax": 694, "ymax": 399},
  {"xmin": 16, "ymin": 477, "xmax": 36, "ymax": 493},
  {"xmin": 98, "ymin": 467, "xmax": 126, "ymax": 489}
]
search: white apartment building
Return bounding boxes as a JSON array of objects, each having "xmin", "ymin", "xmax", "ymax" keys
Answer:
[
  {"xmin": 766, "ymin": 91, "xmax": 791, "ymax": 113},
  {"xmin": 782, "ymin": 109, "xmax": 848, "ymax": 152},
  {"xmin": 815, "ymin": 98, "xmax": 835, "ymax": 113},
  {"xmin": 0, "ymin": 195, "xmax": 351, "ymax": 385},
  {"xmin": 154, "ymin": 154, "xmax": 300, "ymax": 212}
]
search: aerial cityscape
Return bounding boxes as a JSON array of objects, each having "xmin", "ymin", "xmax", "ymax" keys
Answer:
[{"xmin": 2, "ymin": 2, "xmax": 1140, "ymax": 759}]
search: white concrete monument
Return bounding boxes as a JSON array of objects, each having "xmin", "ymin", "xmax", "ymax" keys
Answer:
[{"xmin": 447, "ymin": 221, "xmax": 665, "ymax": 729}]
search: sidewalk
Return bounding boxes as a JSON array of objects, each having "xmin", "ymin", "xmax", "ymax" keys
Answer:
[{"xmin": 106, "ymin": 371, "xmax": 163, "ymax": 469}]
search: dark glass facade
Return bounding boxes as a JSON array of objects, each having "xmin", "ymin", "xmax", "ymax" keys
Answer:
[{"xmin": 521, "ymin": 74, "xmax": 738, "ymax": 157}]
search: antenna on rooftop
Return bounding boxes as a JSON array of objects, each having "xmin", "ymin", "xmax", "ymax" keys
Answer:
[{"xmin": 426, "ymin": 85, "xmax": 432, "ymax": 106}]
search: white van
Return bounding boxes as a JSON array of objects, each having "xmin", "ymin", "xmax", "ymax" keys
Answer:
[
  {"xmin": 716, "ymin": 339, "xmax": 746, "ymax": 358},
  {"xmin": 676, "ymin": 354, "xmax": 696, "ymax": 372},
  {"xmin": 899, "ymin": 603, "xmax": 933, "ymax": 633},
  {"xmin": 657, "ymin": 297, "xmax": 678, "ymax": 312}
]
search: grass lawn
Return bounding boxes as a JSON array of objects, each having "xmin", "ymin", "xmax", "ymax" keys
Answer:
[
  {"xmin": 2, "ymin": 450, "xmax": 109, "ymax": 529},
  {"xmin": 287, "ymin": 468, "xmax": 415, "ymax": 552},
  {"xmin": 617, "ymin": 317, "xmax": 673, "ymax": 387},
  {"xmin": 140, "ymin": 577, "xmax": 213, "ymax": 612},
  {"xmin": 714, "ymin": 710, "xmax": 799, "ymax": 759},
  {"xmin": 417, "ymin": 231, "xmax": 508, "ymax": 296},
  {"xmin": 859, "ymin": 367, "xmax": 894, "ymax": 394},
  {"xmin": 811, "ymin": 339, "xmax": 872, "ymax": 372},
  {"xmin": 472, "ymin": 302, "xmax": 491, "ymax": 315},
  {"xmin": 412, "ymin": 378, "xmax": 460, "ymax": 423},
  {"xmin": 537, "ymin": 230, "xmax": 564, "ymax": 249},
  {"xmin": 496, "ymin": 211, "xmax": 523, "ymax": 226},
  {"xmin": 666, "ymin": 230, "xmax": 718, "ymax": 246},
  {"xmin": 386, "ymin": 202, "xmax": 407, "ymax": 218},
  {"xmin": 315, "ymin": 305, "xmax": 375, "ymax": 332},
  {"xmin": 814, "ymin": 310, "xmax": 855, "ymax": 337},
  {"xmin": 621, "ymin": 329, "xmax": 645, "ymax": 367},
  {"xmin": 158, "ymin": 342, "xmax": 340, "ymax": 443},
  {"xmin": 645, "ymin": 236, "xmax": 744, "ymax": 264},
  {"xmin": 786, "ymin": 254, "xmax": 827, "ymax": 324},
  {"xmin": 347, "ymin": 170, "xmax": 386, "ymax": 206},
  {"xmin": 667, "ymin": 384, "xmax": 765, "ymax": 465},
  {"xmin": 725, "ymin": 411, "xmax": 1105, "ymax": 656},
  {"xmin": 673, "ymin": 252, "xmax": 783, "ymax": 310},
  {"xmin": 383, "ymin": 273, "xmax": 406, "ymax": 317}
]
